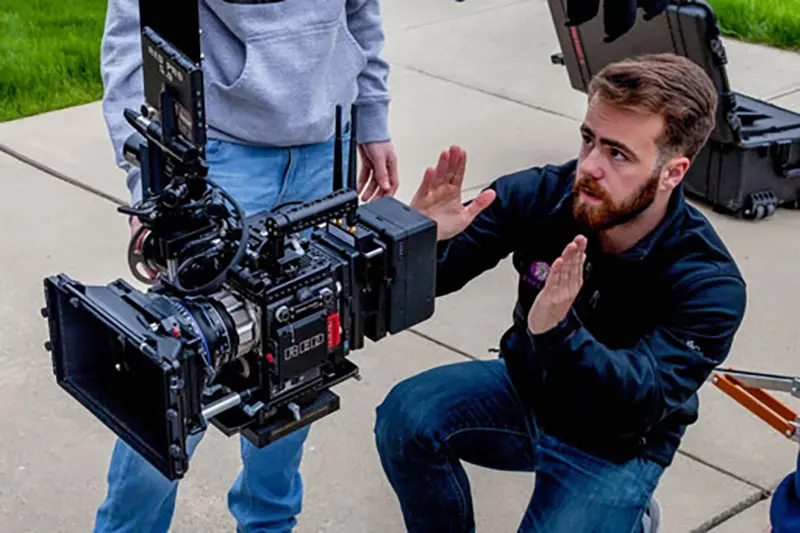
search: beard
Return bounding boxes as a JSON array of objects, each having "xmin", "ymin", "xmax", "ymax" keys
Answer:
[{"xmin": 571, "ymin": 166, "xmax": 661, "ymax": 233}]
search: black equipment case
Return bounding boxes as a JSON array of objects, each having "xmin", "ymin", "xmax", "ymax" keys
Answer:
[{"xmin": 547, "ymin": 0, "xmax": 800, "ymax": 219}]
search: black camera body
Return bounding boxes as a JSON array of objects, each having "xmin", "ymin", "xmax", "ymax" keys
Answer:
[{"xmin": 40, "ymin": 0, "xmax": 438, "ymax": 481}]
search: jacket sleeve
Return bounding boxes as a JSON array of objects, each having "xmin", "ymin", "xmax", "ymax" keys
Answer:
[
  {"xmin": 434, "ymin": 167, "xmax": 553, "ymax": 297},
  {"xmin": 527, "ymin": 271, "xmax": 747, "ymax": 438},
  {"xmin": 100, "ymin": 0, "xmax": 145, "ymax": 205},
  {"xmin": 345, "ymin": 0, "xmax": 391, "ymax": 143}
]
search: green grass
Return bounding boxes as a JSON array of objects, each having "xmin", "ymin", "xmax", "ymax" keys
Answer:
[
  {"xmin": 0, "ymin": 0, "xmax": 106, "ymax": 122},
  {"xmin": 709, "ymin": 0, "xmax": 800, "ymax": 51},
  {"xmin": 0, "ymin": 0, "xmax": 799, "ymax": 123}
]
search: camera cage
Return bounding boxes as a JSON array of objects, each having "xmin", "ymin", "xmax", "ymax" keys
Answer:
[{"xmin": 41, "ymin": 0, "xmax": 438, "ymax": 480}]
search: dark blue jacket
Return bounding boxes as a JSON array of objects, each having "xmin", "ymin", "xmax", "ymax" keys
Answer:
[
  {"xmin": 435, "ymin": 159, "xmax": 747, "ymax": 467},
  {"xmin": 770, "ymin": 450, "xmax": 800, "ymax": 532}
]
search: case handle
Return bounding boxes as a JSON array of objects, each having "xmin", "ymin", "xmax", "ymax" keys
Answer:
[
  {"xmin": 773, "ymin": 142, "xmax": 800, "ymax": 179},
  {"xmin": 785, "ymin": 167, "xmax": 800, "ymax": 179}
]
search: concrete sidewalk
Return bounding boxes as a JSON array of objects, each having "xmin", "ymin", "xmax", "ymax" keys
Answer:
[{"xmin": 2, "ymin": 0, "xmax": 800, "ymax": 531}]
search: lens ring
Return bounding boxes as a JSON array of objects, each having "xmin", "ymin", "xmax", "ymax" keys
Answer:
[{"xmin": 170, "ymin": 300, "xmax": 212, "ymax": 367}]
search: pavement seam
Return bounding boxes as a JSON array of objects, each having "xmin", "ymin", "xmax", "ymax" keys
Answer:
[
  {"xmin": 464, "ymin": 181, "xmax": 494, "ymax": 194},
  {"xmin": 0, "ymin": 142, "xmax": 126, "ymax": 206},
  {"xmin": 394, "ymin": 63, "xmax": 581, "ymax": 123},
  {"xmin": 677, "ymin": 449, "xmax": 770, "ymax": 492},
  {"xmin": 688, "ymin": 489, "xmax": 771, "ymax": 532},
  {"xmin": 407, "ymin": 329, "xmax": 482, "ymax": 361},
  {"xmin": 766, "ymin": 86, "xmax": 800, "ymax": 102}
]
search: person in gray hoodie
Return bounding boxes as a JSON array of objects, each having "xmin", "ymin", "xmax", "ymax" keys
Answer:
[{"xmin": 94, "ymin": 1, "xmax": 397, "ymax": 531}]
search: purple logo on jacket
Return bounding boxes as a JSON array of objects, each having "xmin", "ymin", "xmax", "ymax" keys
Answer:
[{"xmin": 522, "ymin": 260, "xmax": 550, "ymax": 289}]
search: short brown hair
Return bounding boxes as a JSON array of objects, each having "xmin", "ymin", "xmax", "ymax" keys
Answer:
[{"xmin": 587, "ymin": 53, "xmax": 718, "ymax": 161}]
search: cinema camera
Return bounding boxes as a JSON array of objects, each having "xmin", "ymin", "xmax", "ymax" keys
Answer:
[{"xmin": 40, "ymin": 0, "xmax": 437, "ymax": 481}]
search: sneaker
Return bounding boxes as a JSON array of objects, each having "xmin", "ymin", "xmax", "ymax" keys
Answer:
[{"xmin": 642, "ymin": 497, "xmax": 662, "ymax": 533}]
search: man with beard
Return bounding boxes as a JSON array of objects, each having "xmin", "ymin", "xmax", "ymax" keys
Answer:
[{"xmin": 374, "ymin": 53, "xmax": 747, "ymax": 532}]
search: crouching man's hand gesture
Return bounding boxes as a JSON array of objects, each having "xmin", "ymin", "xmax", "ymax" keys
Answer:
[
  {"xmin": 410, "ymin": 145, "xmax": 496, "ymax": 241},
  {"xmin": 528, "ymin": 235, "xmax": 588, "ymax": 334}
]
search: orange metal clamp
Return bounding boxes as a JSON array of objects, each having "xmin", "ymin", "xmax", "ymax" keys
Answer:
[{"xmin": 710, "ymin": 368, "xmax": 800, "ymax": 442}]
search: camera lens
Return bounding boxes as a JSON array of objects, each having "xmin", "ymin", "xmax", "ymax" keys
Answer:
[{"xmin": 168, "ymin": 290, "xmax": 259, "ymax": 371}]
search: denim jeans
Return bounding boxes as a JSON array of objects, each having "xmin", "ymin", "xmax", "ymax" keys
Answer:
[
  {"xmin": 374, "ymin": 358, "xmax": 665, "ymax": 533},
  {"xmin": 93, "ymin": 130, "xmax": 350, "ymax": 533}
]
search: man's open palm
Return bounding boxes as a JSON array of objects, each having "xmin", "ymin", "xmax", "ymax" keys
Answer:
[
  {"xmin": 528, "ymin": 235, "xmax": 588, "ymax": 334},
  {"xmin": 410, "ymin": 145, "xmax": 496, "ymax": 241}
]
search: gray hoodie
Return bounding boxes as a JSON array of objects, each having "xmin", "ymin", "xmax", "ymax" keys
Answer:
[{"xmin": 100, "ymin": 0, "xmax": 391, "ymax": 203}]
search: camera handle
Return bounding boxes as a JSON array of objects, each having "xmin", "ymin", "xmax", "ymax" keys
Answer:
[{"xmin": 255, "ymin": 103, "xmax": 362, "ymax": 277}]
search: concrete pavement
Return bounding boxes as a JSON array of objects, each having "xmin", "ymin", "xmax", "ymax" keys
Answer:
[{"xmin": 2, "ymin": 0, "xmax": 800, "ymax": 531}]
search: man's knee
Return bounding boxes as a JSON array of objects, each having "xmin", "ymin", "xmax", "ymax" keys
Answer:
[
  {"xmin": 374, "ymin": 360, "xmax": 506, "ymax": 454},
  {"xmin": 374, "ymin": 369, "xmax": 446, "ymax": 458},
  {"xmin": 375, "ymin": 376, "xmax": 422, "ymax": 449}
]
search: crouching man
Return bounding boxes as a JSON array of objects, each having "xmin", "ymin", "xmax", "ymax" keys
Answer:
[{"xmin": 374, "ymin": 53, "xmax": 748, "ymax": 532}]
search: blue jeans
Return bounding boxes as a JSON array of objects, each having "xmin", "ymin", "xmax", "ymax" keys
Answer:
[
  {"xmin": 374, "ymin": 359, "xmax": 665, "ymax": 532},
  {"xmin": 94, "ymin": 131, "xmax": 350, "ymax": 533}
]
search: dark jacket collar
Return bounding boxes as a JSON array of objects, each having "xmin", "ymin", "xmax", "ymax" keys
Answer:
[{"xmin": 616, "ymin": 184, "xmax": 687, "ymax": 261}]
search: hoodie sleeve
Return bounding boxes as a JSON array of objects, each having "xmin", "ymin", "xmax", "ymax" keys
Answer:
[
  {"xmin": 345, "ymin": 0, "xmax": 391, "ymax": 144},
  {"xmin": 526, "ymin": 271, "xmax": 747, "ymax": 438},
  {"xmin": 100, "ymin": 0, "xmax": 145, "ymax": 205}
]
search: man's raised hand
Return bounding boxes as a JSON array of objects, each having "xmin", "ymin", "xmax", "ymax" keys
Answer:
[
  {"xmin": 410, "ymin": 145, "xmax": 496, "ymax": 241},
  {"xmin": 527, "ymin": 235, "xmax": 588, "ymax": 335}
]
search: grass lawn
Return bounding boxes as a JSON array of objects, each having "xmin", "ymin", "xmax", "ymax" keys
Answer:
[
  {"xmin": 1, "ymin": 0, "xmax": 107, "ymax": 122},
  {"xmin": 710, "ymin": 0, "xmax": 800, "ymax": 51},
  {"xmin": 1, "ymin": 0, "xmax": 799, "ymax": 123}
]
